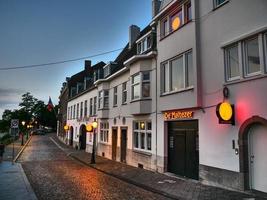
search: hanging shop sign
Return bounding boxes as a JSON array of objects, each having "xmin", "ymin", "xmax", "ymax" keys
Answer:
[
  {"xmin": 216, "ymin": 102, "xmax": 235, "ymax": 125},
  {"xmin": 164, "ymin": 111, "xmax": 194, "ymax": 120}
]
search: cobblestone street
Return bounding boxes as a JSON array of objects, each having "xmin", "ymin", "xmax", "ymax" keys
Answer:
[{"xmin": 17, "ymin": 134, "xmax": 170, "ymax": 200}]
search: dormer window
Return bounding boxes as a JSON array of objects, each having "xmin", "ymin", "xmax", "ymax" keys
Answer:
[
  {"xmin": 137, "ymin": 35, "xmax": 152, "ymax": 54},
  {"xmin": 103, "ymin": 65, "xmax": 110, "ymax": 78}
]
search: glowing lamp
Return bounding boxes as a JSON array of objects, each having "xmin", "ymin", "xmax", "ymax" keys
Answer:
[
  {"xmin": 140, "ymin": 122, "xmax": 145, "ymax": 130},
  {"xmin": 64, "ymin": 125, "xmax": 69, "ymax": 131},
  {"xmin": 22, "ymin": 121, "xmax": 26, "ymax": 126},
  {"xmin": 92, "ymin": 121, "xmax": 98, "ymax": 129},
  {"xmin": 86, "ymin": 124, "xmax": 93, "ymax": 132},
  {"xmin": 216, "ymin": 102, "xmax": 235, "ymax": 125},
  {"xmin": 172, "ymin": 17, "xmax": 181, "ymax": 31}
]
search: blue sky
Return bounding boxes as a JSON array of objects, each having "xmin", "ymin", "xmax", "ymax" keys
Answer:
[{"xmin": 0, "ymin": 0, "xmax": 152, "ymax": 118}]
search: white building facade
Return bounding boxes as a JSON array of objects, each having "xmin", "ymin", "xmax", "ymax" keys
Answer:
[{"xmin": 62, "ymin": 0, "xmax": 267, "ymax": 194}]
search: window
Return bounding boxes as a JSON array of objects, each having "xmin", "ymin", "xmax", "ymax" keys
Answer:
[
  {"xmin": 73, "ymin": 105, "xmax": 76, "ymax": 119},
  {"xmin": 214, "ymin": 0, "xmax": 227, "ymax": 8},
  {"xmin": 142, "ymin": 72, "xmax": 150, "ymax": 98},
  {"xmin": 70, "ymin": 106, "xmax": 73, "ymax": 119},
  {"xmin": 67, "ymin": 107, "xmax": 70, "ymax": 120},
  {"xmin": 160, "ymin": 1, "xmax": 191, "ymax": 38},
  {"xmin": 113, "ymin": 86, "xmax": 118, "ymax": 106},
  {"xmin": 80, "ymin": 102, "xmax": 83, "ymax": 118},
  {"xmin": 170, "ymin": 9, "xmax": 183, "ymax": 32},
  {"xmin": 84, "ymin": 100, "xmax": 87, "ymax": 117},
  {"xmin": 93, "ymin": 96, "xmax": 97, "ymax": 115},
  {"xmin": 225, "ymin": 44, "xmax": 239, "ymax": 80},
  {"xmin": 100, "ymin": 121, "xmax": 109, "ymax": 143},
  {"xmin": 76, "ymin": 103, "xmax": 79, "ymax": 119},
  {"xmin": 99, "ymin": 90, "xmax": 109, "ymax": 109},
  {"xmin": 133, "ymin": 121, "xmax": 152, "ymax": 151},
  {"xmin": 122, "ymin": 82, "xmax": 127, "ymax": 104},
  {"xmin": 244, "ymin": 37, "xmax": 260, "ymax": 76},
  {"xmin": 161, "ymin": 50, "xmax": 193, "ymax": 94},
  {"xmin": 132, "ymin": 73, "xmax": 140, "ymax": 100},
  {"xmin": 137, "ymin": 35, "xmax": 152, "ymax": 54},
  {"xmin": 103, "ymin": 65, "xmax": 110, "ymax": 78},
  {"xmin": 98, "ymin": 91, "xmax": 103, "ymax": 109},
  {"xmin": 185, "ymin": 2, "xmax": 192, "ymax": 23},
  {"xmin": 89, "ymin": 98, "xmax": 93, "ymax": 116},
  {"xmin": 131, "ymin": 72, "xmax": 151, "ymax": 100}
]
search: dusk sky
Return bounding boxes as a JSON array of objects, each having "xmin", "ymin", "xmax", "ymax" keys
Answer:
[{"xmin": 0, "ymin": 0, "xmax": 151, "ymax": 118}]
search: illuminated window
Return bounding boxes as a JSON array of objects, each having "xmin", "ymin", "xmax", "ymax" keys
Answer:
[
  {"xmin": 100, "ymin": 121, "xmax": 109, "ymax": 143},
  {"xmin": 225, "ymin": 44, "xmax": 239, "ymax": 80},
  {"xmin": 133, "ymin": 121, "xmax": 152, "ymax": 151},
  {"xmin": 160, "ymin": 1, "xmax": 191, "ymax": 38},
  {"xmin": 161, "ymin": 50, "xmax": 193, "ymax": 94}
]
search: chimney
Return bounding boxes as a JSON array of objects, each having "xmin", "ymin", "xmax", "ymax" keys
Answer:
[
  {"xmin": 152, "ymin": 0, "xmax": 161, "ymax": 17},
  {"xmin": 129, "ymin": 25, "xmax": 140, "ymax": 49},
  {"xmin": 84, "ymin": 60, "xmax": 91, "ymax": 71}
]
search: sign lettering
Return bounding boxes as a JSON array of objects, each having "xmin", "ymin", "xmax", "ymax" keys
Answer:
[{"xmin": 164, "ymin": 111, "xmax": 194, "ymax": 120}]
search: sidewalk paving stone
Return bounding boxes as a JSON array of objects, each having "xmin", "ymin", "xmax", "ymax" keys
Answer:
[{"xmin": 54, "ymin": 136, "xmax": 267, "ymax": 200}]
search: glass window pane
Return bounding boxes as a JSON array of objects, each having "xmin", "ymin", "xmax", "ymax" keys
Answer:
[
  {"xmin": 142, "ymin": 83, "xmax": 150, "ymax": 98},
  {"xmin": 170, "ymin": 10, "xmax": 182, "ymax": 32},
  {"xmin": 134, "ymin": 122, "xmax": 139, "ymax": 130},
  {"xmin": 227, "ymin": 45, "xmax": 239, "ymax": 79},
  {"xmin": 171, "ymin": 56, "xmax": 184, "ymax": 91},
  {"xmin": 147, "ymin": 133, "xmax": 151, "ymax": 150},
  {"xmin": 141, "ymin": 132, "xmax": 145, "ymax": 149},
  {"xmin": 186, "ymin": 3, "xmax": 192, "ymax": 22},
  {"xmin": 133, "ymin": 85, "xmax": 140, "ymax": 99},
  {"xmin": 133, "ymin": 74, "xmax": 140, "ymax": 84},
  {"xmin": 147, "ymin": 122, "xmax": 152, "ymax": 130},
  {"xmin": 143, "ymin": 72, "xmax": 150, "ymax": 81},
  {"xmin": 134, "ymin": 132, "xmax": 139, "ymax": 148},
  {"xmin": 186, "ymin": 51, "xmax": 194, "ymax": 86},
  {"xmin": 246, "ymin": 37, "xmax": 260, "ymax": 74},
  {"xmin": 164, "ymin": 20, "xmax": 168, "ymax": 36},
  {"xmin": 163, "ymin": 63, "xmax": 169, "ymax": 92}
]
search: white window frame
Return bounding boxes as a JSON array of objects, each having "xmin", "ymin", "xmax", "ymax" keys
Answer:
[
  {"xmin": 243, "ymin": 36, "xmax": 261, "ymax": 77},
  {"xmin": 161, "ymin": 50, "xmax": 193, "ymax": 94},
  {"xmin": 213, "ymin": 0, "xmax": 228, "ymax": 8},
  {"xmin": 89, "ymin": 98, "xmax": 93, "ymax": 116},
  {"xmin": 137, "ymin": 35, "xmax": 152, "ymax": 54},
  {"xmin": 133, "ymin": 121, "xmax": 152, "ymax": 152},
  {"xmin": 131, "ymin": 71, "xmax": 151, "ymax": 100},
  {"xmin": 113, "ymin": 86, "xmax": 118, "ymax": 107},
  {"xmin": 122, "ymin": 82, "xmax": 127, "ymax": 104},
  {"xmin": 225, "ymin": 43, "xmax": 240, "ymax": 81},
  {"xmin": 99, "ymin": 90, "xmax": 109, "ymax": 109},
  {"xmin": 73, "ymin": 105, "xmax": 76, "ymax": 119},
  {"xmin": 100, "ymin": 121, "xmax": 109, "ymax": 143},
  {"xmin": 103, "ymin": 65, "xmax": 110, "ymax": 78},
  {"xmin": 93, "ymin": 96, "xmax": 97, "ymax": 115}
]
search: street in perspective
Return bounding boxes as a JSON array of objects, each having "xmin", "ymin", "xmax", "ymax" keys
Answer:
[{"xmin": 1, "ymin": 0, "xmax": 267, "ymax": 199}]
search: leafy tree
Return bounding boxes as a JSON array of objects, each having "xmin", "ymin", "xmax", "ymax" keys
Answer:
[{"xmin": 19, "ymin": 92, "xmax": 38, "ymax": 114}]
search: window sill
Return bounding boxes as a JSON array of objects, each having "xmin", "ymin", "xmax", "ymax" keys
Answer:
[
  {"xmin": 130, "ymin": 98, "xmax": 152, "ymax": 103},
  {"xmin": 98, "ymin": 108, "xmax": 109, "ymax": 111},
  {"xmin": 122, "ymin": 102, "xmax": 127, "ymax": 106},
  {"xmin": 160, "ymin": 20, "xmax": 192, "ymax": 42},
  {"xmin": 133, "ymin": 149, "xmax": 152, "ymax": 156},
  {"xmin": 160, "ymin": 86, "xmax": 194, "ymax": 97},
  {"xmin": 99, "ymin": 141, "xmax": 109, "ymax": 145},
  {"xmin": 224, "ymin": 74, "xmax": 267, "ymax": 86},
  {"xmin": 213, "ymin": 0, "xmax": 229, "ymax": 11},
  {"xmin": 113, "ymin": 105, "xmax": 118, "ymax": 108}
]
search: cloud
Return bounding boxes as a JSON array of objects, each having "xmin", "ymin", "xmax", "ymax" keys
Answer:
[{"xmin": 0, "ymin": 88, "xmax": 26, "ymax": 107}]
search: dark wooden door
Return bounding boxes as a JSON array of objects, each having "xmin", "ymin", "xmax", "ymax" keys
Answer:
[
  {"xmin": 120, "ymin": 128, "xmax": 127, "ymax": 163},
  {"xmin": 168, "ymin": 121, "xmax": 199, "ymax": 180},
  {"xmin": 80, "ymin": 126, "xmax": 86, "ymax": 150},
  {"xmin": 168, "ymin": 130, "xmax": 186, "ymax": 176},
  {"xmin": 70, "ymin": 128, "xmax": 73, "ymax": 146},
  {"xmin": 112, "ymin": 128, "xmax": 118, "ymax": 161}
]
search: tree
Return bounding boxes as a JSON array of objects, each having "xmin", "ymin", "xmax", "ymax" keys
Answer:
[{"xmin": 19, "ymin": 92, "xmax": 38, "ymax": 114}]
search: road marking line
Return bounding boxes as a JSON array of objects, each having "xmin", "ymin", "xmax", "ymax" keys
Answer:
[{"xmin": 49, "ymin": 137, "xmax": 65, "ymax": 151}]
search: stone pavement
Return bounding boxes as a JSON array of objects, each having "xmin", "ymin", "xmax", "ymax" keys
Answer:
[
  {"xmin": 0, "ymin": 162, "xmax": 37, "ymax": 200},
  {"xmin": 3, "ymin": 135, "xmax": 28, "ymax": 161},
  {"xmin": 53, "ymin": 136, "xmax": 267, "ymax": 200}
]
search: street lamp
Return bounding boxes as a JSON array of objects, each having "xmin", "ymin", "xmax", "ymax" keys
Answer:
[
  {"xmin": 21, "ymin": 121, "xmax": 26, "ymax": 146},
  {"xmin": 90, "ymin": 120, "xmax": 98, "ymax": 164}
]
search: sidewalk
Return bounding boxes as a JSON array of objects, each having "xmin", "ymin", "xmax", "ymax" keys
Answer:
[
  {"xmin": 0, "ymin": 136, "xmax": 37, "ymax": 200},
  {"xmin": 53, "ymin": 136, "xmax": 266, "ymax": 200},
  {"xmin": 0, "ymin": 162, "xmax": 37, "ymax": 200}
]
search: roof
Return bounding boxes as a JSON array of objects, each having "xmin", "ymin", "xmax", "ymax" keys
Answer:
[{"xmin": 159, "ymin": 0, "xmax": 174, "ymax": 11}]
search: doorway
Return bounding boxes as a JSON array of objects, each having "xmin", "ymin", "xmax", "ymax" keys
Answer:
[
  {"xmin": 112, "ymin": 128, "xmax": 118, "ymax": 161},
  {"xmin": 79, "ymin": 125, "xmax": 87, "ymax": 150},
  {"xmin": 69, "ymin": 126, "xmax": 74, "ymax": 146},
  {"xmin": 167, "ymin": 120, "xmax": 199, "ymax": 180},
  {"xmin": 120, "ymin": 128, "xmax": 127, "ymax": 163},
  {"xmin": 248, "ymin": 125, "xmax": 267, "ymax": 193}
]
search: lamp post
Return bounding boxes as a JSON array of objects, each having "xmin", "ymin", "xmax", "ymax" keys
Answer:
[
  {"xmin": 90, "ymin": 120, "xmax": 98, "ymax": 164},
  {"xmin": 21, "ymin": 121, "xmax": 26, "ymax": 146}
]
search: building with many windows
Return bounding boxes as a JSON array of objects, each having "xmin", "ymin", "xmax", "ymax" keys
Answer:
[{"xmin": 59, "ymin": 0, "xmax": 267, "ymax": 194}]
